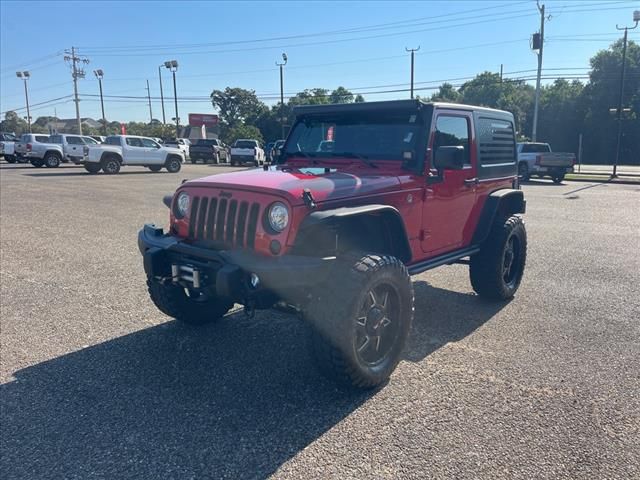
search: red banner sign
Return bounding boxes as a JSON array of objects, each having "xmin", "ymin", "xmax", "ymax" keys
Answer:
[{"xmin": 188, "ymin": 113, "xmax": 219, "ymax": 127}]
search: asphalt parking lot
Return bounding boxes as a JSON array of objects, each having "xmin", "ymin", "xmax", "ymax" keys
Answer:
[{"xmin": 1, "ymin": 162, "xmax": 638, "ymax": 479}]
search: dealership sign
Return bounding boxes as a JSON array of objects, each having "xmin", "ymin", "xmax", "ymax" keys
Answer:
[{"xmin": 188, "ymin": 113, "xmax": 219, "ymax": 127}]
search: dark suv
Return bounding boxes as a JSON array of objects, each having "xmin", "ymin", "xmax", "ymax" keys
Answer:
[{"xmin": 138, "ymin": 100, "xmax": 527, "ymax": 388}]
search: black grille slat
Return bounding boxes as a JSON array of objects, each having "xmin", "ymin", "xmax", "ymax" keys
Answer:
[
  {"xmin": 236, "ymin": 202, "xmax": 249, "ymax": 247},
  {"xmin": 188, "ymin": 195, "xmax": 259, "ymax": 250},
  {"xmin": 196, "ymin": 197, "xmax": 208, "ymax": 239},
  {"xmin": 206, "ymin": 198, "xmax": 218, "ymax": 240},
  {"xmin": 215, "ymin": 199, "xmax": 227, "ymax": 242},
  {"xmin": 246, "ymin": 203, "xmax": 260, "ymax": 248},
  {"xmin": 225, "ymin": 200, "xmax": 238, "ymax": 244},
  {"xmin": 188, "ymin": 197, "xmax": 200, "ymax": 239}
]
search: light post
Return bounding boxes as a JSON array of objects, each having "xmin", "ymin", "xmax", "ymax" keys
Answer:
[
  {"xmin": 276, "ymin": 53, "xmax": 287, "ymax": 139},
  {"xmin": 405, "ymin": 47, "xmax": 420, "ymax": 99},
  {"xmin": 164, "ymin": 60, "xmax": 179, "ymax": 138},
  {"xmin": 158, "ymin": 65, "xmax": 166, "ymax": 124},
  {"xmin": 93, "ymin": 69, "xmax": 107, "ymax": 135},
  {"xmin": 16, "ymin": 71, "xmax": 31, "ymax": 133},
  {"xmin": 612, "ymin": 10, "xmax": 639, "ymax": 178}
]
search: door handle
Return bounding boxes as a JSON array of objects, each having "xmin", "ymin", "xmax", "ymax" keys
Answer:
[{"xmin": 464, "ymin": 177, "xmax": 479, "ymax": 186}]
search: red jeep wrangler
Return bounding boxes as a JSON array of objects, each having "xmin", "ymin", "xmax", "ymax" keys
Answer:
[{"xmin": 138, "ymin": 100, "xmax": 526, "ymax": 388}]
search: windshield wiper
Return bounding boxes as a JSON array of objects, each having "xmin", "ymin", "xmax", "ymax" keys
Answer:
[{"xmin": 330, "ymin": 152, "xmax": 378, "ymax": 168}]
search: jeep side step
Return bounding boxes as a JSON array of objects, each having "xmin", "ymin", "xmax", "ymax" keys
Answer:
[{"xmin": 407, "ymin": 246, "xmax": 480, "ymax": 276}]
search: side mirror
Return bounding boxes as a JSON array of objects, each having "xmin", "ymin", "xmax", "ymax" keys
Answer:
[{"xmin": 433, "ymin": 145, "xmax": 465, "ymax": 171}]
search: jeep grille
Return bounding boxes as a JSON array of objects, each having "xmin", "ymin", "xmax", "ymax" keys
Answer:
[{"xmin": 187, "ymin": 196, "xmax": 260, "ymax": 249}]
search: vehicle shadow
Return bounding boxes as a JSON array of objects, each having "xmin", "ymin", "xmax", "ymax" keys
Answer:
[
  {"xmin": 520, "ymin": 178, "xmax": 563, "ymax": 186},
  {"xmin": 1, "ymin": 282, "xmax": 506, "ymax": 479},
  {"xmin": 23, "ymin": 170, "xmax": 174, "ymax": 178}
]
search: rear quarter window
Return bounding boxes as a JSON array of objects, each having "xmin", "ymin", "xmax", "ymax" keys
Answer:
[{"xmin": 475, "ymin": 115, "xmax": 516, "ymax": 178}]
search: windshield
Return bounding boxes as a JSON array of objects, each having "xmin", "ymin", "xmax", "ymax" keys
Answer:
[{"xmin": 283, "ymin": 111, "xmax": 421, "ymax": 162}]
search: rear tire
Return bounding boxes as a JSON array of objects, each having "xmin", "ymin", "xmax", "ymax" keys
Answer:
[
  {"xmin": 101, "ymin": 155, "xmax": 121, "ymax": 174},
  {"xmin": 190, "ymin": 158, "xmax": 197, "ymax": 164},
  {"xmin": 470, "ymin": 215, "xmax": 527, "ymax": 300},
  {"xmin": 165, "ymin": 156, "xmax": 182, "ymax": 173},
  {"xmin": 84, "ymin": 163, "xmax": 101, "ymax": 174},
  {"xmin": 147, "ymin": 279, "xmax": 233, "ymax": 325},
  {"xmin": 306, "ymin": 254, "xmax": 414, "ymax": 389},
  {"xmin": 552, "ymin": 174, "xmax": 565, "ymax": 184},
  {"xmin": 31, "ymin": 159, "xmax": 44, "ymax": 168},
  {"xmin": 148, "ymin": 165, "xmax": 162, "ymax": 172},
  {"xmin": 518, "ymin": 162, "xmax": 529, "ymax": 181},
  {"xmin": 5, "ymin": 155, "xmax": 17, "ymax": 164},
  {"xmin": 44, "ymin": 152, "xmax": 61, "ymax": 168}
]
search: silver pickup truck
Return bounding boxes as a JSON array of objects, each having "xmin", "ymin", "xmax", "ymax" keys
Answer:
[
  {"xmin": 14, "ymin": 134, "xmax": 64, "ymax": 167},
  {"xmin": 517, "ymin": 142, "xmax": 575, "ymax": 184}
]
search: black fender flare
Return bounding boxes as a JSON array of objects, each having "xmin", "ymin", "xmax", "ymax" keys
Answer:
[
  {"xmin": 472, "ymin": 189, "xmax": 526, "ymax": 245},
  {"xmin": 297, "ymin": 204, "xmax": 412, "ymax": 263},
  {"xmin": 100, "ymin": 151, "xmax": 123, "ymax": 163},
  {"xmin": 44, "ymin": 149, "xmax": 62, "ymax": 159}
]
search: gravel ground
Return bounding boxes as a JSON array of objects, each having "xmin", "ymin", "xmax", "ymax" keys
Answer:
[{"xmin": 1, "ymin": 163, "xmax": 638, "ymax": 479}]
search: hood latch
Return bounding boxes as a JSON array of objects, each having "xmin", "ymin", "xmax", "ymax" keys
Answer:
[{"xmin": 302, "ymin": 188, "xmax": 317, "ymax": 209}]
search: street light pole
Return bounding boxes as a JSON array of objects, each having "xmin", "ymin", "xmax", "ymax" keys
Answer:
[
  {"xmin": 276, "ymin": 52, "xmax": 287, "ymax": 139},
  {"xmin": 94, "ymin": 69, "xmax": 106, "ymax": 135},
  {"xmin": 158, "ymin": 65, "xmax": 166, "ymax": 124},
  {"xmin": 16, "ymin": 71, "xmax": 31, "ymax": 133},
  {"xmin": 146, "ymin": 79, "xmax": 153, "ymax": 124},
  {"xmin": 405, "ymin": 47, "xmax": 420, "ymax": 99},
  {"xmin": 164, "ymin": 60, "xmax": 180, "ymax": 138},
  {"xmin": 613, "ymin": 11, "xmax": 639, "ymax": 178}
]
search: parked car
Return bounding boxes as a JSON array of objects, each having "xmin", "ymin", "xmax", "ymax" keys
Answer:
[
  {"xmin": 0, "ymin": 132, "xmax": 18, "ymax": 163},
  {"xmin": 81, "ymin": 135, "xmax": 185, "ymax": 174},
  {"xmin": 164, "ymin": 138, "xmax": 191, "ymax": 157},
  {"xmin": 517, "ymin": 142, "xmax": 575, "ymax": 183},
  {"xmin": 138, "ymin": 99, "xmax": 527, "ymax": 389},
  {"xmin": 229, "ymin": 139, "xmax": 265, "ymax": 166},
  {"xmin": 47, "ymin": 134, "xmax": 98, "ymax": 164},
  {"xmin": 271, "ymin": 139, "xmax": 285, "ymax": 161},
  {"xmin": 89, "ymin": 135, "xmax": 106, "ymax": 143},
  {"xmin": 188, "ymin": 138, "xmax": 229, "ymax": 164},
  {"xmin": 14, "ymin": 134, "xmax": 64, "ymax": 167}
]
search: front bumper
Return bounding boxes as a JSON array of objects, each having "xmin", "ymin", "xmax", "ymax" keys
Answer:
[{"xmin": 138, "ymin": 224, "xmax": 335, "ymax": 301}]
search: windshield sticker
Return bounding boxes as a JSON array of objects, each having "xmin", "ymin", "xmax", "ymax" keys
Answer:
[
  {"xmin": 409, "ymin": 115, "xmax": 417, "ymax": 123},
  {"xmin": 403, "ymin": 151, "xmax": 413, "ymax": 160},
  {"xmin": 404, "ymin": 132, "xmax": 414, "ymax": 143}
]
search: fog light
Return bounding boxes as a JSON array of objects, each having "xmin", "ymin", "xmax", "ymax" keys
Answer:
[
  {"xmin": 250, "ymin": 273, "xmax": 260, "ymax": 289},
  {"xmin": 270, "ymin": 240, "xmax": 282, "ymax": 255}
]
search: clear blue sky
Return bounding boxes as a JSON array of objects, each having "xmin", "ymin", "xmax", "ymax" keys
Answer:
[{"xmin": 1, "ymin": 0, "xmax": 638, "ymax": 123}]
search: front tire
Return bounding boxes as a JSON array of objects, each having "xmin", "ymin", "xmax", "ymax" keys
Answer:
[
  {"xmin": 552, "ymin": 174, "xmax": 565, "ymax": 184},
  {"xmin": 518, "ymin": 162, "xmax": 529, "ymax": 181},
  {"xmin": 84, "ymin": 163, "xmax": 101, "ymax": 174},
  {"xmin": 306, "ymin": 254, "xmax": 414, "ymax": 389},
  {"xmin": 165, "ymin": 156, "xmax": 182, "ymax": 173},
  {"xmin": 147, "ymin": 279, "xmax": 233, "ymax": 325},
  {"xmin": 470, "ymin": 215, "xmax": 527, "ymax": 300}
]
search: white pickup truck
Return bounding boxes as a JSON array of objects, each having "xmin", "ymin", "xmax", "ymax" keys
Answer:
[
  {"xmin": 81, "ymin": 134, "xmax": 185, "ymax": 174},
  {"xmin": 517, "ymin": 143, "xmax": 575, "ymax": 183},
  {"xmin": 0, "ymin": 132, "xmax": 18, "ymax": 163},
  {"xmin": 230, "ymin": 139, "xmax": 265, "ymax": 166}
]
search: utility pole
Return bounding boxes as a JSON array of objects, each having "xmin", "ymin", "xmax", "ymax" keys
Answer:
[
  {"xmin": 64, "ymin": 47, "xmax": 90, "ymax": 135},
  {"xmin": 531, "ymin": 1, "xmax": 546, "ymax": 142},
  {"xmin": 406, "ymin": 47, "xmax": 420, "ymax": 99},
  {"xmin": 500, "ymin": 64, "xmax": 504, "ymax": 83},
  {"xmin": 613, "ymin": 11, "xmax": 639, "ymax": 178},
  {"xmin": 94, "ymin": 70, "xmax": 106, "ymax": 135},
  {"xmin": 158, "ymin": 65, "xmax": 166, "ymax": 124},
  {"xmin": 276, "ymin": 52, "xmax": 288, "ymax": 139},
  {"xmin": 16, "ymin": 71, "xmax": 31, "ymax": 133},
  {"xmin": 146, "ymin": 80, "xmax": 153, "ymax": 124}
]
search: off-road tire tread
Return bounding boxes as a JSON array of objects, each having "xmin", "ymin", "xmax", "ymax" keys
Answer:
[
  {"xmin": 309, "ymin": 254, "xmax": 414, "ymax": 389},
  {"xmin": 470, "ymin": 215, "xmax": 527, "ymax": 300},
  {"xmin": 147, "ymin": 279, "xmax": 233, "ymax": 325}
]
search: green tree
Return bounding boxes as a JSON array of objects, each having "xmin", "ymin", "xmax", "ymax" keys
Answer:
[
  {"xmin": 223, "ymin": 124, "xmax": 263, "ymax": 145},
  {"xmin": 430, "ymin": 83, "xmax": 461, "ymax": 103},
  {"xmin": 210, "ymin": 87, "xmax": 266, "ymax": 128},
  {"xmin": 288, "ymin": 88, "xmax": 330, "ymax": 105},
  {"xmin": 354, "ymin": 94, "xmax": 365, "ymax": 103},
  {"xmin": 329, "ymin": 86, "xmax": 354, "ymax": 104},
  {"xmin": 0, "ymin": 111, "xmax": 28, "ymax": 135}
]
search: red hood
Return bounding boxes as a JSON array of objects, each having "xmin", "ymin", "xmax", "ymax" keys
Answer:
[{"xmin": 182, "ymin": 165, "xmax": 401, "ymax": 206}]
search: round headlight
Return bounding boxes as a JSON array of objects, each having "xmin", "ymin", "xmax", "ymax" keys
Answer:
[
  {"xmin": 268, "ymin": 202, "xmax": 289, "ymax": 232},
  {"xmin": 175, "ymin": 192, "xmax": 190, "ymax": 219}
]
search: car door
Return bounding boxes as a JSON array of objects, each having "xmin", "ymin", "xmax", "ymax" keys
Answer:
[
  {"xmin": 124, "ymin": 137, "xmax": 147, "ymax": 164},
  {"xmin": 141, "ymin": 137, "xmax": 164, "ymax": 164},
  {"xmin": 65, "ymin": 136, "xmax": 85, "ymax": 159},
  {"xmin": 421, "ymin": 110, "xmax": 478, "ymax": 255}
]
